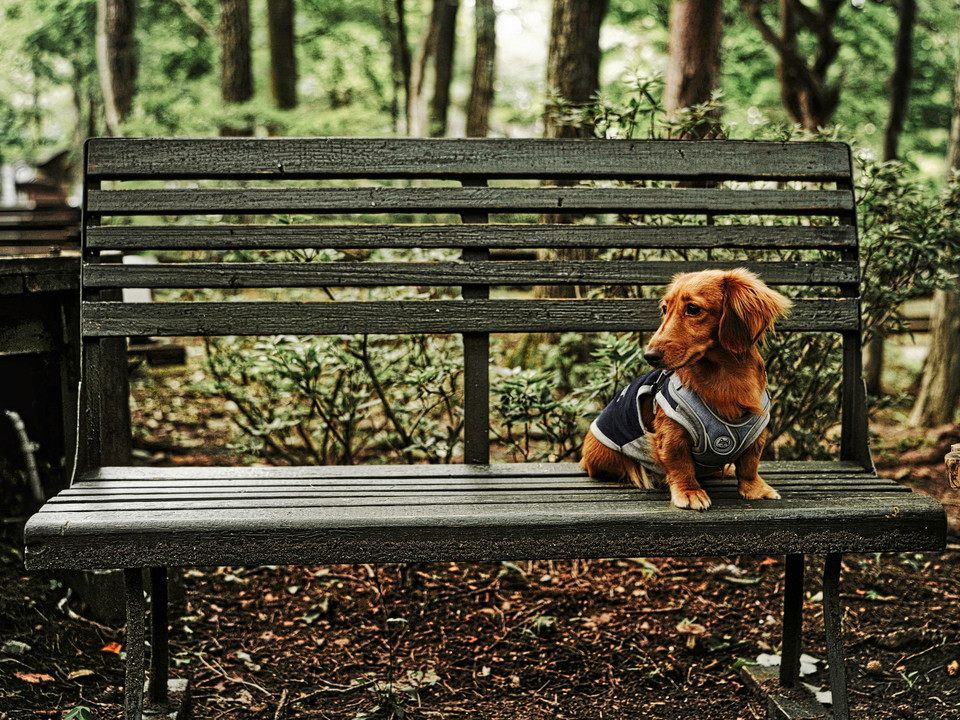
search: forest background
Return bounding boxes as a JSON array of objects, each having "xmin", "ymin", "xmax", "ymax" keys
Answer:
[
  {"xmin": 2, "ymin": 0, "xmax": 960, "ymax": 451},
  {"xmin": 3, "ymin": 3, "xmax": 960, "ymax": 717}
]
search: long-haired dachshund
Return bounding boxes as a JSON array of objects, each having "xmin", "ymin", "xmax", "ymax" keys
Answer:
[{"xmin": 580, "ymin": 268, "xmax": 792, "ymax": 511}]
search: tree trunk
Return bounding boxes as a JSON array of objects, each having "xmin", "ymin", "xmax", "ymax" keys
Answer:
[
  {"xmin": 220, "ymin": 0, "xmax": 253, "ymax": 136},
  {"xmin": 96, "ymin": 0, "xmax": 136, "ymax": 136},
  {"xmin": 663, "ymin": 0, "xmax": 722, "ymax": 137},
  {"xmin": 864, "ymin": 0, "xmax": 917, "ymax": 395},
  {"xmin": 465, "ymin": 0, "xmax": 496, "ymax": 137},
  {"xmin": 428, "ymin": 0, "xmax": 459, "ymax": 137},
  {"xmin": 544, "ymin": 0, "xmax": 608, "ymax": 140},
  {"xmin": 381, "ymin": 0, "xmax": 412, "ymax": 133},
  {"xmin": 742, "ymin": 0, "xmax": 843, "ymax": 132},
  {"xmin": 540, "ymin": 0, "xmax": 608, "ymax": 302},
  {"xmin": 909, "ymin": 47, "xmax": 960, "ymax": 427},
  {"xmin": 883, "ymin": 0, "xmax": 916, "ymax": 161},
  {"xmin": 267, "ymin": 0, "xmax": 298, "ymax": 110}
]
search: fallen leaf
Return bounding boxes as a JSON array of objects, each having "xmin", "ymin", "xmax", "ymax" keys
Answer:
[
  {"xmin": 67, "ymin": 669, "xmax": 97, "ymax": 682},
  {"xmin": 15, "ymin": 671, "xmax": 55, "ymax": 684},
  {"xmin": 101, "ymin": 641, "xmax": 123, "ymax": 655}
]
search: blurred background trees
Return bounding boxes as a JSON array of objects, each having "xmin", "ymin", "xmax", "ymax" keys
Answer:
[{"xmin": 1, "ymin": 0, "xmax": 958, "ymax": 429}]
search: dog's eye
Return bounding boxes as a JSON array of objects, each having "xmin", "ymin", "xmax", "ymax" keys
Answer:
[{"xmin": 686, "ymin": 304, "xmax": 702, "ymax": 316}]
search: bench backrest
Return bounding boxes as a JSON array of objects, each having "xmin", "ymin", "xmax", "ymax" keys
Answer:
[{"xmin": 79, "ymin": 137, "xmax": 868, "ymax": 472}]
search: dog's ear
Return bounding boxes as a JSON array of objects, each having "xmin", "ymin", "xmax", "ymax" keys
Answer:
[{"xmin": 719, "ymin": 270, "xmax": 792, "ymax": 354}]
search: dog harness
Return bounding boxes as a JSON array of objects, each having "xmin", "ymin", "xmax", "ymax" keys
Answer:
[{"xmin": 589, "ymin": 369, "xmax": 771, "ymax": 477}]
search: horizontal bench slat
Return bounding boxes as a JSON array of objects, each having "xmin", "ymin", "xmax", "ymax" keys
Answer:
[
  {"xmin": 54, "ymin": 484, "xmax": 907, "ymax": 502},
  {"xmin": 0, "ymin": 229, "xmax": 79, "ymax": 244},
  {"xmin": 85, "ymin": 138, "xmax": 853, "ymax": 181},
  {"xmin": 65, "ymin": 474, "xmax": 885, "ymax": 492},
  {"xmin": 40, "ymin": 487, "xmax": 911, "ymax": 512},
  {"xmin": 76, "ymin": 460, "xmax": 871, "ymax": 481},
  {"xmin": 84, "ymin": 260, "xmax": 859, "ymax": 289},
  {"xmin": 86, "ymin": 187, "xmax": 855, "ymax": 216},
  {"xmin": 86, "ymin": 224, "xmax": 858, "ymax": 251},
  {"xmin": 24, "ymin": 491, "xmax": 944, "ymax": 569},
  {"xmin": 81, "ymin": 298, "xmax": 860, "ymax": 336}
]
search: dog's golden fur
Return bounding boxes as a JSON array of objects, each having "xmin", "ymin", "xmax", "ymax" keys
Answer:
[{"xmin": 580, "ymin": 269, "xmax": 791, "ymax": 511}]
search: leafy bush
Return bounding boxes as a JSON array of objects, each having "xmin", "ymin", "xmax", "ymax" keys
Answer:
[
  {"xmin": 202, "ymin": 333, "xmax": 464, "ymax": 465},
  {"xmin": 192, "ymin": 75, "xmax": 958, "ymax": 465}
]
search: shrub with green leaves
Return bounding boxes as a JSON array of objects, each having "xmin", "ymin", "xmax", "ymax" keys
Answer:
[{"xmin": 194, "ymin": 76, "xmax": 958, "ymax": 466}]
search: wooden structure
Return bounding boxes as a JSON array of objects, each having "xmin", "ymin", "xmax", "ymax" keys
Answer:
[
  {"xmin": 0, "ymin": 206, "xmax": 82, "ymax": 502},
  {"xmin": 24, "ymin": 138, "xmax": 947, "ymax": 719}
]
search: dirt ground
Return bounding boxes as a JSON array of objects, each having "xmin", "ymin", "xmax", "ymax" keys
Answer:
[
  {"xmin": 2, "ymin": 537, "xmax": 959, "ymax": 720},
  {"xmin": 2, "ymin": 357, "xmax": 959, "ymax": 719}
]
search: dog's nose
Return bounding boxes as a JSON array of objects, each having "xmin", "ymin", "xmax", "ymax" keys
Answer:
[{"xmin": 644, "ymin": 348, "xmax": 665, "ymax": 367}]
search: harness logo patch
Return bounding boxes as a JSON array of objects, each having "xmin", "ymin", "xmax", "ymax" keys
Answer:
[{"xmin": 714, "ymin": 435, "xmax": 733, "ymax": 452}]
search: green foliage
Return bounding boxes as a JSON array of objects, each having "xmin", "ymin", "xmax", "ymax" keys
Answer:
[
  {"xmin": 3, "ymin": 0, "xmax": 958, "ymax": 171},
  {"xmin": 547, "ymin": 75, "xmax": 960, "ymax": 459},
  {"xmin": 202, "ymin": 332, "xmax": 464, "ymax": 465},
  {"xmin": 62, "ymin": 708, "xmax": 94, "ymax": 720},
  {"xmin": 857, "ymin": 156, "xmax": 960, "ymax": 340}
]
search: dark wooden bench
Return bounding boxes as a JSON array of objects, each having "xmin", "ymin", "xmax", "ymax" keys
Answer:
[
  {"xmin": 0, "ymin": 205, "xmax": 80, "ymax": 253},
  {"xmin": 24, "ymin": 138, "xmax": 946, "ymax": 720}
]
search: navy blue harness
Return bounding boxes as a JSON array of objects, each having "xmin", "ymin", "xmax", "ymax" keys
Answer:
[{"xmin": 590, "ymin": 369, "xmax": 770, "ymax": 477}]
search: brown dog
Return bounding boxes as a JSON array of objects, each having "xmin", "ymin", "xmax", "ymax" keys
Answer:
[{"xmin": 580, "ymin": 269, "xmax": 792, "ymax": 510}]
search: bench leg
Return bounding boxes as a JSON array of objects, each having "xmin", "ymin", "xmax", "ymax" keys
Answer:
[
  {"xmin": 823, "ymin": 553, "xmax": 850, "ymax": 720},
  {"xmin": 124, "ymin": 569, "xmax": 146, "ymax": 720},
  {"xmin": 148, "ymin": 567, "xmax": 169, "ymax": 707},
  {"xmin": 780, "ymin": 553, "xmax": 804, "ymax": 687}
]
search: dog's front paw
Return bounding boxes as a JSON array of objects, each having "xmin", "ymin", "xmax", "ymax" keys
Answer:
[
  {"xmin": 738, "ymin": 477, "xmax": 780, "ymax": 501},
  {"xmin": 670, "ymin": 486, "xmax": 712, "ymax": 511}
]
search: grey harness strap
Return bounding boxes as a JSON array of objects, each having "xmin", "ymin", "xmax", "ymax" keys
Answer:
[{"xmin": 654, "ymin": 372, "xmax": 770, "ymax": 476}]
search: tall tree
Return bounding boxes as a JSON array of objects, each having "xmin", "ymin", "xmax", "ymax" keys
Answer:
[
  {"xmin": 428, "ymin": 0, "xmax": 459, "ymax": 137},
  {"xmin": 465, "ymin": 0, "xmax": 496, "ymax": 137},
  {"xmin": 910, "ymin": 43, "xmax": 960, "ymax": 428},
  {"xmin": 882, "ymin": 0, "xmax": 916, "ymax": 162},
  {"xmin": 220, "ymin": 0, "xmax": 253, "ymax": 136},
  {"xmin": 544, "ymin": 0, "xmax": 608, "ymax": 139},
  {"xmin": 267, "ymin": 0, "xmax": 298, "ymax": 110},
  {"xmin": 409, "ymin": 0, "xmax": 458, "ymax": 137},
  {"xmin": 540, "ymin": 0, "xmax": 607, "ymax": 302},
  {"xmin": 741, "ymin": 0, "xmax": 843, "ymax": 131},
  {"xmin": 381, "ymin": 0, "xmax": 412, "ymax": 133},
  {"xmin": 96, "ymin": 0, "xmax": 136, "ymax": 135},
  {"xmin": 864, "ymin": 0, "xmax": 917, "ymax": 395},
  {"xmin": 663, "ymin": 0, "xmax": 723, "ymax": 137}
]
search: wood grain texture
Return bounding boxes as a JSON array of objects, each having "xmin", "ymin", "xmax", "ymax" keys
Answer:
[
  {"xmin": 23, "ymin": 487, "xmax": 945, "ymax": 569},
  {"xmin": 83, "ymin": 260, "xmax": 859, "ymax": 289},
  {"xmin": 85, "ymin": 137, "xmax": 853, "ymax": 181},
  {"xmin": 80, "ymin": 298, "xmax": 860, "ymax": 336},
  {"xmin": 87, "ymin": 187, "xmax": 855, "ymax": 216},
  {"xmin": 86, "ymin": 223, "xmax": 858, "ymax": 252}
]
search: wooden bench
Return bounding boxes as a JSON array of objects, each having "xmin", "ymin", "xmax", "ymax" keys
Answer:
[
  {"xmin": 24, "ymin": 138, "xmax": 947, "ymax": 720},
  {"xmin": 0, "ymin": 205, "xmax": 80, "ymax": 253}
]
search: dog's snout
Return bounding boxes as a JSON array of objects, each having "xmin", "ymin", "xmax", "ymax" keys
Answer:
[{"xmin": 644, "ymin": 348, "xmax": 665, "ymax": 367}]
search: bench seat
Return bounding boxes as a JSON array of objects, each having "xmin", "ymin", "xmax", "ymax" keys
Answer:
[{"xmin": 25, "ymin": 461, "xmax": 945, "ymax": 570}]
